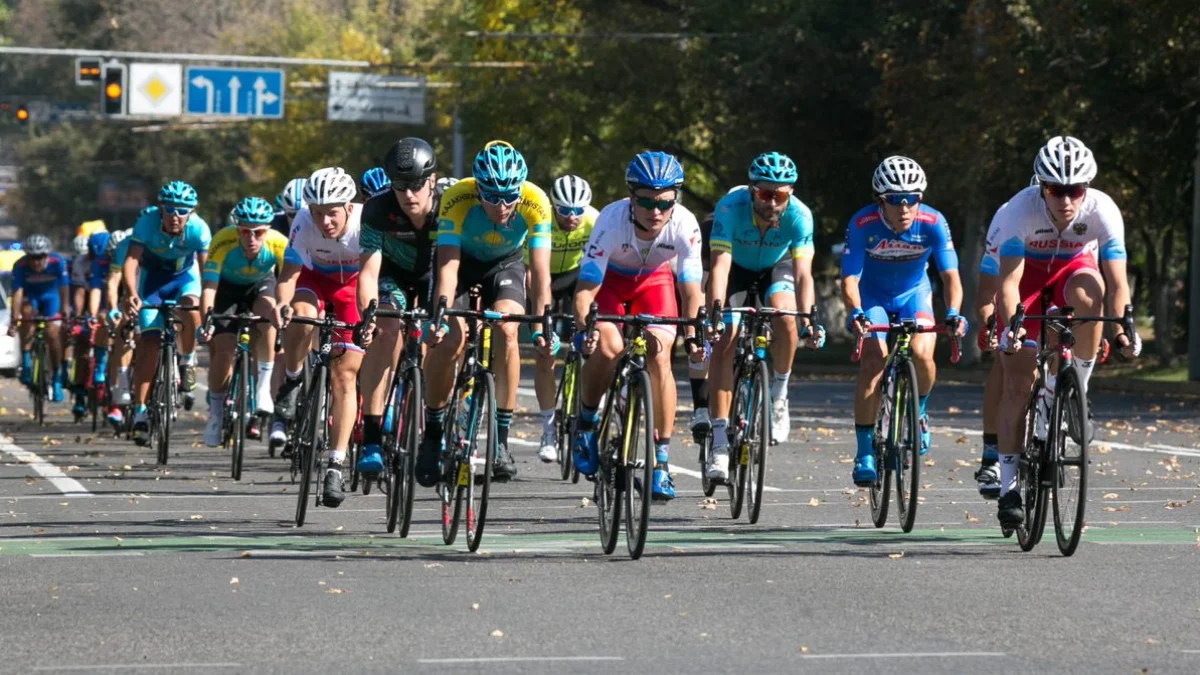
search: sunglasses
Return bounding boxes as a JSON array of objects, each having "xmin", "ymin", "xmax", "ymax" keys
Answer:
[
  {"xmin": 633, "ymin": 196, "xmax": 677, "ymax": 212},
  {"xmin": 881, "ymin": 192, "xmax": 922, "ymax": 207},
  {"xmin": 237, "ymin": 225, "xmax": 269, "ymax": 236},
  {"xmin": 391, "ymin": 176, "xmax": 430, "ymax": 193},
  {"xmin": 1043, "ymin": 183, "xmax": 1087, "ymax": 200},
  {"xmin": 752, "ymin": 187, "xmax": 791, "ymax": 205},
  {"xmin": 556, "ymin": 205, "xmax": 585, "ymax": 218},
  {"xmin": 161, "ymin": 204, "xmax": 194, "ymax": 217},
  {"xmin": 478, "ymin": 190, "xmax": 521, "ymax": 206}
]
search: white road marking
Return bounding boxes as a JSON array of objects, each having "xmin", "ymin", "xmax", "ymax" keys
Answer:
[
  {"xmin": 33, "ymin": 663, "xmax": 241, "ymax": 671},
  {"xmin": 0, "ymin": 439, "xmax": 90, "ymax": 496},
  {"xmin": 418, "ymin": 656, "xmax": 624, "ymax": 665},
  {"xmin": 800, "ymin": 652, "xmax": 1006, "ymax": 660},
  {"xmin": 670, "ymin": 463, "xmax": 781, "ymax": 492}
]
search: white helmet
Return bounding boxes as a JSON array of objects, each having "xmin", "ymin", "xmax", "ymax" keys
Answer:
[
  {"xmin": 551, "ymin": 175, "xmax": 592, "ymax": 209},
  {"xmin": 435, "ymin": 176, "xmax": 459, "ymax": 196},
  {"xmin": 1030, "ymin": 175, "xmax": 1040, "ymax": 187},
  {"xmin": 303, "ymin": 167, "xmax": 357, "ymax": 206},
  {"xmin": 1033, "ymin": 135, "xmax": 1096, "ymax": 185},
  {"xmin": 72, "ymin": 235, "xmax": 90, "ymax": 256},
  {"xmin": 872, "ymin": 156, "xmax": 928, "ymax": 194},
  {"xmin": 105, "ymin": 229, "xmax": 131, "ymax": 256},
  {"xmin": 278, "ymin": 178, "xmax": 307, "ymax": 215}
]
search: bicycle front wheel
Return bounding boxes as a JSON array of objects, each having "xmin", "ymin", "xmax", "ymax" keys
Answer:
[
  {"xmin": 33, "ymin": 346, "xmax": 46, "ymax": 426},
  {"xmin": 387, "ymin": 367, "xmax": 421, "ymax": 537},
  {"xmin": 595, "ymin": 381, "xmax": 623, "ymax": 555},
  {"xmin": 894, "ymin": 358, "xmax": 921, "ymax": 533},
  {"xmin": 156, "ymin": 344, "xmax": 176, "ymax": 466},
  {"xmin": 230, "ymin": 354, "xmax": 248, "ymax": 481},
  {"xmin": 728, "ymin": 374, "xmax": 749, "ymax": 520},
  {"xmin": 464, "ymin": 371, "xmax": 497, "ymax": 552},
  {"xmin": 745, "ymin": 361, "xmax": 771, "ymax": 524},
  {"xmin": 1051, "ymin": 367, "xmax": 1089, "ymax": 556},
  {"xmin": 556, "ymin": 357, "xmax": 577, "ymax": 481},
  {"xmin": 295, "ymin": 366, "xmax": 326, "ymax": 527},
  {"xmin": 868, "ymin": 368, "xmax": 893, "ymax": 528},
  {"xmin": 623, "ymin": 369, "xmax": 655, "ymax": 560},
  {"xmin": 1017, "ymin": 389, "xmax": 1048, "ymax": 551}
]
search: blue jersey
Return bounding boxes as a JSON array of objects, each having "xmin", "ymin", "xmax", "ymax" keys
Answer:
[
  {"xmin": 88, "ymin": 254, "xmax": 112, "ymax": 290},
  {"xmin": 710, "ymin": 188, "xmax": 815, "ymax": 271},
  {"xmin": 129, "ymin": 207, "xmax": 211, "ymax": 274},
  {"xmin": 840, "ymin": 203, "xmax": 958, "ymax": 295},
  {"xmin": 12, "ymin": 253, "xmax": 70, "ymax": 295}
]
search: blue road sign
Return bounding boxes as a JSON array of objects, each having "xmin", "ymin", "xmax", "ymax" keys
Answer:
[{"xmin": 185, "ymin": 67, "xmax": 284, "ymax": 118}]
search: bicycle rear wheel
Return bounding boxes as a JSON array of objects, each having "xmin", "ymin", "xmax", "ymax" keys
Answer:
[
  {"xmin": 387, "ymin": 367, "xmax": 421, "ymax": 536},
  {"xmin": 894, "ymin": 359, "xmax": 921, "ymax": 533},
  {"xmin": 294, "ymin": 366, "xmax": 326, "ymax": 527},
  {"xmin": 556, "ymin": 357, "xmax": 577, "ymax": 481},
  {"xmin": 1051, "ymin": 367, "xmax": 1088, "ymax": 556},
  {"xmin": 728, "ymin": 374, "xmax": 749, "ymax": 520},
  {"xmin": 1017, "ymin": 392, "xmax": 1048, "ymax": 551},
  {"xmin": 441, "ymin": 387, "xmax": 465, "ymax": 546},
  {"xmin": 230, "ymin": 354, "xmax": 248, "ymax": 481},
  {"xmin": 745, "ymin": 361, "xmax": 771, "ymax": 524},
  {"xmin": 33, "ymin": 346, "xmax": 46, "ymax": 426},
  {"xmin": 623, "ymin": 369, "xmax": 655, "ymax": 560},
  {"xmin": 868, "ymin": 368, "xmax": 893, "ymax": 528},
  {"xmin": 464, "ymin": 371, "xmax": 497, "ymax": 552},
  {"xmin": 595, "ymin": 383, "xmax": 623, "ymax": 554}
]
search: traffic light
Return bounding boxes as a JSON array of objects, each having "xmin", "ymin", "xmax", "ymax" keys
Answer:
[
  {"xmin": 102, "ymin": 63, "xmax": 127, "ymax": 116},
  {"xmin": 76, "ymin": 57, "xmax": 102, "ymax": 86},
  {"xmin": 15, "ymin": 105, "xmax": 29, "ymax": 124}
]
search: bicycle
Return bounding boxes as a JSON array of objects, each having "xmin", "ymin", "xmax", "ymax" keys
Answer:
[
  {"xmin": 582, "ymin": 303, "xmax": 707, "ymax": 560},
  {"xmin": 551, "ymin": 311, "xmax": 582, "ymax": 483},
  {"xmin": 17, "ymin": 315, "xmax": 60, "ymax": 426},
  {"xmin": 138, "ymin": 302, "xmax": 188, "ymax": 465},
  {"xmin": 67, "ymin": 316, "xmax": 101, "ymax": 429},
  {"xmin": 429, "ymin": 291, "xmax": 551, "ymax": 552},
  {"xmin": 287, "ymin": 305, "xmax": 374, "ymax": 527},
  {"xmin": 202, "ymin": 310, "xmax": 273, "ymax": 481},
  {"xmin": 852, "ymin": 316, "xmax": 961, "ymax": 533},
  {"xmin": 372, "ymin": 306, "xmax": 428, "ymax": 537},
  {"xmin": 1006, "ymin": 294, "xmax": 1134, "ymax": 556},
  {"xmin": 105, "ymin": 316, "xmax": 138, "ymax": 438},
  {"xmin": 708, "ymin": 300, "xmax": 818, "ymax": 524}
]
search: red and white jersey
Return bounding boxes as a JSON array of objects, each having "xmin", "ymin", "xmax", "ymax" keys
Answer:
[
  {"xmin": 578, "ymin": 199, "xmax": 704, "ymax": 285},
  {"xmin": 284, "ymin": 204, "xmax": 363, "ymax": 283},
  {"xmin": 990, "ymin": 185, "xmax": 1127, "ymax": 274}
]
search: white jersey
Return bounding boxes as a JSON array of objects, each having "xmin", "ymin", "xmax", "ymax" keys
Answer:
[
  {"xmin": 578, "ymin": 199, "xmax": 704, "ymax": 285},
  {"xmin": 70, "ymin": 255, "xmax": 90, "ymax": 287},
  {"xmin": 283, "ymin": 204, "xmax": 363, "ymax": 282},
  {"xmin": 990, "ymin": 186, "xmax": 1127, "ymax": 274}
]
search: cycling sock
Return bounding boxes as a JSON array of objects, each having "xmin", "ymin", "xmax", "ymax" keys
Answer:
[
  {"xmin": 180, "ymin": 351, "xmax": 196, "ymax": 366},
  {"xmin": 655, "ymin": 438, "xmax": 670, "ymax": 465},
  {"xmin": 579, "ymin": 404, "xmax": 600, "ymax": 430},
  {"xmin": 285, "ymin": 367, "xmax": 303, "ymax": 380},
  {"xmin": 1073, "ymin": 356, "xmax": 1095, "ymax": 392},
  {"xmin": 209, "ymin": 390, "xmax": 227, "ymax": 415},
  {"xmin": 711, "ymin": 418, "xmax": 729, "ymax": 449},
  {"xmin": 21, "ymin": 351, "xmax": 31, "ymax": 369},
  {"xmin": 94, "ymin": 347, "xmax": 108, "ymax": 379},
  {"xmin": 999, "ymin": 453, "xmax": 1019, "ymax": 495},
  {"xmin": 363, "ymin": 415, "xmax": 382, "ymax": 447},
  {"xmin": 770, "ymin": 369, "xmax": 790, "ymax": 401},
  {"xmin": 256, "ymin": 360, "xmax": 273, "ymax": 381},
  {"xmin": 134, "ymin": 404, "xmax": 147, "ymax": 416},
  {"xmin": 982, "ymin": 433, "xmax": 999, "ymax": 463},
  {"xmin": 854, "ymin": 425, "xmax": 874, "ymax": 460},
  {"xmin": 118, "ymin": 367, "xmax": 130, "ymax": 391},
  {"xmin": 425, "ymin": 405, "xmax": 447, "ymax": 432},
  {"xmin": 328, "ymin": 449, "xmax": 346, "ymax": 466},
  {"xmin": 539, "ymin": 408, "xmax": 555, "ymax": 435},
  {"xmin": 497, "ymin": 408, "xmax": 513, "ymax": 446},
  {"xmin": 918, "ymin": 393, "xmax": 930, "ymax": 417},
  {"xmin": 689, "ymin": 376, "xmax": 709, "ymax": 409}
]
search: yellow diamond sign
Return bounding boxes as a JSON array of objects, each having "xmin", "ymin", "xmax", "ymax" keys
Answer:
[
  {"xmin": 128, "ymin": 63, "xmax": 182, "ymax": 116},
  {"xmin": 141, "ymin": 75, "xmax": 169, "ymax": 103}
]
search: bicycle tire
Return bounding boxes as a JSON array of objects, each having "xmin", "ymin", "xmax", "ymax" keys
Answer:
[
  {"xmin": 231, "ymin": 353, "xmax": 248, "ymax": 481},
  {"xmin": 1017, "ymin": 390, "xmax": 1047, "ymax": 551},
  {"xmin": 384, "ymin": 372, "xmax": 404, "ymax": 533},
  {"xmin": 156, "ymin": 344, "xmax": 176, "ymax": 466},
  {"xmin": 895, "ymin": 358, "xmax": 921, "ymax": 533},
  {"xmin": 32, "ymin": 343, "xmax": 46, "ymax": 426},
  {"xmin": 441, "ymin": 385, "xmax": 465, "ymax": 546},
  {"xmin": 868, "ymin": 365, "xmax": 893, "ymax": 528},
  {"xmin": 727, "ymin": 373, "xmax": 748, "ymax": 519},
  {"xmin": 388, "ymin": 366, "xmax": 421, "ymax": 537},
  {"xmin": 623, "ymin": 368, "xmax": 655, "ymax": 560},
  {"xmin": 595, "ymin": 382, "xmax": 623, "ymax": 555},
  {"xmin": 295, "ymin": 365, "xmax": 326, "ymax": 527},
  {"xmin": 1051, "ymin": 367, "xmax": 1088, "ymax": 556},
  {"xmin": 746, "ymin": 360, "xmax": 771, "ymax": 524},
  {"xmin": 556, "ymin": 356, "xmax": 577, "ymax": 481},
  {"xmin": 465, "ymin": 371, "xmax": 497, "ymax": 552},
  {"xmin": 699, "ymin": 431, "xmax": 716, "ymax": 497}
]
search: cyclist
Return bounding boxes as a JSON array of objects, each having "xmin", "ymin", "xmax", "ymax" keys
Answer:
[
  {"xmin": 272, "ymin": 167, "xmax": 366, "ymax": 508},
  {"xmin": 687, "ymin": 212, "xmax": 716, "ymax": 443},
  {"xmin": 571, "ymin": 150, "xmax": 707, "ymax": 502},
  {"xmin": 841, "ymin": 156, "xmax": 967, "ymax": 487},
  {"xmin": 122, "ymin": 181, "xmax": 212, "ymax": 446},
  {"xmin": 65, "ymin": 234, "xmax": 92, "ymax": 392},
  {"xmin": 532, "ymin": 174, "xmax": 599, "ymax": 463},
  {"xmin": 706, "ymin": 152, "xmax": 823, "ymax": 480},
  {"xmin": 356, "ymin": 138, "xmax": 439, "ymax": 477},
  {"xmin": 360, "ymin": 166, "xmax": 392, "ymax": 200},
  {"xmin": 272, "ymin": 178, "xmax": 307, "ymax": 237},
  {"xmin": 414, "ymin": 140, "xmax": 556, "ymax": 487},
  {"xmin": 66, "ymin": 231, "xmax": 112, "ymax": 418},
  {"xmin": 994, "ymin": 136, "xmax": 1139, "ymax": 528},
  {"xmin": 8, "ymin": 234, "xmax": 70, "ymax": 401},
  {"xmin": 199, "ymin": 197, "xmax": 287, "ymax": 447},
  {"xmin": 103, "ymin": 229, "xmax": 134, "ymax": 427}
]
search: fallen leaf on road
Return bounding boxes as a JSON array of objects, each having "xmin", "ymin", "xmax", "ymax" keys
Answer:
[
  {"xmin": 65, "ymin": 465, "xmax": 80, "ymax": 471},
  {"xmin": 798, "ymin": 646, "xmax": 809, "ymax": 654},
  {"xmin": 122, "ymin": 465, "xmax": 132, "ymax": 471},
  {"xmin": 334, "ymin": 525, "xmax": 344, "ymax": 531},
  {"xmin": 230, "ymin": 577, "xmax": 239, "ymax": 585},
  {"xmin": 964, "ymin": 511, "xmax": 979, "ymax": 523},
  {"xmin": 240, "ymin": 551, "xmax": 250, "ymax": 558},
  {"xmin": 838, "ymin": 457, "xmax": 853, "ymax": 464},
  {"xmin": 490, "ymin": 629, "xmax": 504, "ymax": 638},
  {"xmin": 58, "ymin": 502, "xmax": 68, "ymax": 506},
  {"xmin": 424, "ymin": 563, "xmax": 442, "ymax": 569},
  {"xmin": 1096, "ymin": 444, "xmax": 1111, "ymax": 454},
  {"xmin": 580, "ymin": 497, "xmax": 591, "ymax": 508},
  {"xmin": 1102, "ymin": 505, "xmax": 1130, "ymax": 512},
  {"xmin": 189, "ymin": 514, "xmax": 204, "ymax": 520},
  {"xmin": 955, "ymin": 459, "xmax": 972, "ymax": 468},
  {"xmin": 471, "ymin": 603, "xmax": 480, "ymax": 610},
  {"xmin": 1145, "ymin": 426, "xmax": 1159, "ymax": 433},
  {"xmin": 955, "ymin": 436, "xmax": 967, "ymax": 444},
  {"xmin": 1166, "ymin": 501, "xmax": 1188, "ymax": 510},
  {"xmin": 326, "ymin": 588, "xmax": 343, "ymax": 594},
  {"xmin": 807, "ymin": 498, "xmax": 820, "ymax": 507},
  {"xmin": 888, "ymin": 552, "xmax": 905, "ymax": 559},
  {"xmin": 1102, "ymin": 493, "xmax": 1120, "ymax": 500},
  {"xmin": 947, "ymin": 406, "xmax": 962, "ymax": 414},
  {"xmin": 699, "ymin": 497, "xmax": 716, "ymax": 510},
  {"xmin": 924, "ymin": 459, "xmax": 936, "ymax": 467},
  {"xmin": 24, "ymin": 476, "xmax": 35, "ymax": 485}
]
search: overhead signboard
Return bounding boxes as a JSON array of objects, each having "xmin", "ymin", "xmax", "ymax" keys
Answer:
[
  {"xmin": 186, "ymin": 67, "xmax": 284, "ymax": 118},
  {"xmin": 129, "ymin": 63, "xmax": 183, "ymax": 116},
  {"xmin": 326, "ymin": 72, "xmax": 425, "ymax": 124}
]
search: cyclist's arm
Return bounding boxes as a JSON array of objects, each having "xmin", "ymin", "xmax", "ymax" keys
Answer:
[
  {"xmin": 793, "ymin": 254, "xmax": 816, "ymax": 330},
  {"xmin": 357, "ymin": 250, "xmax": 381, "ymax": 314},
  {"xmin": 87, "ymin": 287, "xmax": 101, "ymax": 318},
  {"xmin": 938, "ymin": 268, "xmax": 963, "ymax": 316},
  {"xmin": 199, "ymin": 280, "xmax": 218, "ymax": 322},
  {"xmin": 976, "ymin": 272, "xmax": 998, "ymax": 327},
  {"xmin": 574, "ymin": 279, "xmax": 600, "ymax": 332},
  {"xmin": 122, "ymin": 243, "xmax": 144, "ymax": 299},
  {"xmin": 275, "ymin": 261, "xmax": 301, "ymax": 310},
  {"xmin": 839, "ymin": 219, "xmax": 865, "ymax": 315},
  {"xmin": 997, "ymin": 254, "xmax": 1025, "ymax": 332},
  {"xmin": 708, "ymin": 251, "xmax": 732, "ymax": 312},
  {"xmin": 72, "ymin": 286, "xmax": 86, "ymax": 317},
  {"xmin": 194, "ymin": 251, "xmax": 208, "ymax": 277},
  {"xmin": 431, "ymin": 245, "xmax": 460, "ymax": 311},
  {"xmin": 678, "ymin": 280, "xmax": 703, "ymax": 340},
  {"xmin": 10, "ymin": 288, "xmax": 24, "ymax": 321},
  {"xmin": 106, "ymin": 267, "xmax": 122, "ymax": 315},
  {"xmin": 527, "ymin": 245, "xmax": 552, "ymax": 317},
  {"xmin": 1100, "ymin": 257, "xmax": 1132, "ymax": 324},
  {"xmin": 840, "ymin": 274, "xmax": 863, "ymax": 316},
  {"xmin": 60, "ymin": 285, "xmax": 71, "ymax": 319}
]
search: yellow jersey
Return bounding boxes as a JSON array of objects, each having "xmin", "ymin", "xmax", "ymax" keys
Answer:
[
  {"xmin": 523, "ymin": 205, "xmax": 599, "ymax": 275},
  {"xmin": 202, "ymin": 226, "xmax": 288, "ymax": 285},
  {"xmin": 436, "ymin": 178, "xmax": 551, "ymax": 262}
]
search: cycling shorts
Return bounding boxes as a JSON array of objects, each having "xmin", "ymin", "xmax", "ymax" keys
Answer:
[
  {"xmin": 1008, "ymin": 254, "xmax": 1100, "ymax": 350},
  {"xmin": 379, "ymin": 257, "xmax": 430, "ymax": 311},
  {"xmin": 594, "ymin": 265, "xmax": 679, "ymax": 341},
  {"xmin": 550, "ymin": 268, "xmax": 579, "ymax": 304},
  {"xmin": 453, "ymin": 250, "xmax": 526, "ymax": 310},
  {"xmin": 26, "ymin": 289, "xmax": 63, "ymax": 319},
  {"xmin": 860, "ymin": 283, "xmax": 934, "ymax": 340},
  {"xmin": 295, "ymin": 267, "xmax": 361, "ymax": 353},
  {"xmin": 213, "ymin": 276, "xmax": 276, "ymax": 336},
  {"xmin": 721, "ymin": 258, "xmax": 794, "ymax": 330},
  {"xmin": 138, "ymin": 265, "xmax": 201, "ymax": 333}
]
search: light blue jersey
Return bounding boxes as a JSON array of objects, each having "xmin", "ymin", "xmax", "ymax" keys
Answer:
[
  {"xmin": 710, "ymin": 188, "xmax": 814, "ymax": 271},
  {"xmin": 130, "ymin": 207, "xmax": 211, "ymax": 274}
]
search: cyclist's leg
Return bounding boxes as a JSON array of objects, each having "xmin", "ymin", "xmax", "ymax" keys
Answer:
[
  {"xmin": 175, "ymin": 265, "xmax": 202, "ymax": 400},
  {"xmin": 572, "ymin": 279, "xmax": 626, "ymax": 476},
  {"xmin": 899, "ymin": 286, "xmax": 937, "ymax": 453},
  {"xmin": 630, "ymin": 268, "xmax": 679, "ymax": 499},
  {"xmin": 534, "ymin": 269, "xmax": 576, "ymax": 461},
  {"xmin": 489, "ymin": 256, "xmax": 528, "ymax": 479},
  {"xmin": 765, "ymin": 260, "xmax": 799, "ymax": 442},
  {"xmin": 709, "ymin": 265, "xmax": 753, "ymax": 470},
  {"xmin": 250, "ymin": 276, "xmax": 278, "ymax": 414},
  {"xmin": 852, "ymin": 296, "xmax": 891, "ymax": 484},
  {"xmin": 358, "ymin": 274, "xmax": 405, "ymax": 474},
  {"xmin": 1060, "ymin": 261, "xmax": 1105, "ymax": 389},
  {"xmin": 688, "ymin": 269, "xmax": 711, "ymax": 436}
]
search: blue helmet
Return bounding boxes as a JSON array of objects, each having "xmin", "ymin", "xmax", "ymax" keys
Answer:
[
  {"xmin": 748, "ymin": 152, "xmax": 798, "ymax": 184},
  {"xmin": 360, "ymin": 167, "xmax": 391, "ymax": 198},
  {"xmin": 158, "ymin": 180, "xmax": 198, "ymax": 207},
  {"xmin": 625, "ymin": 151, "xmax": 684, "ymax": 190},
  {"xmin": 472, "ymin": 140, "xmax": 528, "ymax": 193},
  {"xmin": 87, "ymin": 231, "xmax": 111, "ymax": 258},
  {"xmin": 232, "ymin": 196, "xmax": 276, "ymax": 226}
]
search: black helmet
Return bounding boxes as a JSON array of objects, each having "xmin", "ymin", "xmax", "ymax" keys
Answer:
[{"xmin": 384, "ymin": 137, "xmax": 437, "ymax": 182}]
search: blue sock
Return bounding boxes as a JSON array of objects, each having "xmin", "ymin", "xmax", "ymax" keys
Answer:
[
  {"xmin": 21, "ymin": 351, "xmax": 31, "ymax": 369},
  {"xmin": 982, "ymin": 433, "xmax": 999, "ymax": 463},
  {"xmin": 855, "ymin": 425, "xmax": 874, "ymax": 459},
  {"xmin": 579, "ymin": 404, "xmax": 600, "ymax": 430},
  {"xmin": 918, "ymin": 394, "xmax": 929, "ymax": 417},
  {"xmin": 95, "ymin": 347, "xmax": 108, "ymax": 381},
  {"xmin": 134, "ymin": 404, "xmax": 147, "ymax": 415},
  {"xmin": 655, "ymin": 439, "xmax": 670, "ymax": 466}
]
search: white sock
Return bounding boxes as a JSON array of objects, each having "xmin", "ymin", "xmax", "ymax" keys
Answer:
[
  {"xmin": 118, "ymin": 367, "xmax": 130, "ymax": 390},
  {"xmin": 771, "ymin": 369, "xmax": 790, "ymax": 401},
  {"xmin": 328, "ymin": 449, "xmax": 347, "ymax": 466},
  {"xmin": 999, "ymin": 454, "xmax": 1019, "ymax": 495},
  {"xmin": 257, "ymin": 360, "xmax": 274, "ymax": 380},
  {"xmin": 712, "ymin": 418, "xmax": 729, "ymax": 449},
  {"xmin": 285, "ymin": 367, "xmax": 303, "ymax": 380},
  {"xmin": 1073, "ymin": 356, "xmax": 1095, "ymax": 392},
  {"xmin": 540, "ymin": 408, "xmax": 555, "ymax": 434}
]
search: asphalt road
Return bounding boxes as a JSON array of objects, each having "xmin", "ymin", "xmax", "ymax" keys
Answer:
[{"xmin": 1, "ymin": 365, "xmax": 1198, "ymax": 674}]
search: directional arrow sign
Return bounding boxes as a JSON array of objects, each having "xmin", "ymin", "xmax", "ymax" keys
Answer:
[{"xmin": 185, "ymin": 67, "xmax": 283, "ymax": 119}]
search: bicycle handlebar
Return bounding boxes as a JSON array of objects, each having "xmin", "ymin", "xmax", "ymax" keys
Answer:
[
  {"xmin": 851, "ymin": 319, "xmax": 961, "ymax": 364},
  {"xmin": 1006, "ymin": 303, "xmax": 1136, "ymax": 356}
]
